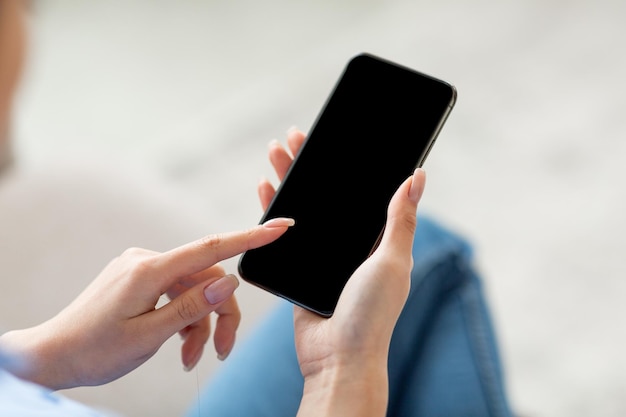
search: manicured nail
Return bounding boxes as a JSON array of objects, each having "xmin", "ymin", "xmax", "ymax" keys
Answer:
[
  {"xmin": 408, "ymin": 168, "xmax": 426, "ymax": 203},
  {"xmin": 263, "ymin": 217, "xmax": 295, "ymax": 228},
  {"xmin": 268, "ymin": 139, "xmax": 281, "ymax": 148},
  {"xmin": 216, "ymin": 336, "xmax": 235, "ymax": 361},
  {"xmin": 217, "ymin": 350, "xmax": 231, "ymax": 361},
  {"xmin": 183, "ymin": 347, "xmax": 203, "ymax": 372},
  {"xmin": 204, "ymin": 274, "xmax": 239, "ymax": 305}
]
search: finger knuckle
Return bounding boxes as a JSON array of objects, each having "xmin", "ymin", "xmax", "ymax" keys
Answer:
[
  {"xmin": 120, "ymin": 247, "xmax": 145, "ymax": 258},
  {"xmin": 176, "ymin": 295, "xmax": 202, "ymax": 322},
  {"xmin": 398, "ymin": 211, "xmax": 418, "ymax": 235},
  {"xmin": 119, "ymin": 248, "xmax": 157, "ymax": 274},
  {"xmin": 197, "ymin": 233, "xmax": 224, "ymax": 250},
  {"xmin": 213, "ymin": 264, "xmax": 226, "ymax": 277},
  {"xmin": 132, "ymin": 257, "xmax": 158, "ymax": 278}
]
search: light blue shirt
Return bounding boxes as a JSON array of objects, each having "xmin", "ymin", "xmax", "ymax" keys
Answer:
[{"xmin": 0, "ymin": 348, "xmax": 118, "ymax": 417}]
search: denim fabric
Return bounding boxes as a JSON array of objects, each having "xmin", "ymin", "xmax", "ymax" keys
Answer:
[
  {"xmin": 186, "ymin": 216, "xmax": 514, "ymax": 417},
  {"xmin": 386, "ymin": 217, "xmax": 512, "ymax": 417}
]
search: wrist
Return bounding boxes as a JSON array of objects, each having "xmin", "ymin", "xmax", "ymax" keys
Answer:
[
  {"xmin": 297, "ymin": 359, "xmax": 389, "ymax": 417},
  {"xmin": 0, "ymin": 323, "xmax": 74, "ymax": 390}
]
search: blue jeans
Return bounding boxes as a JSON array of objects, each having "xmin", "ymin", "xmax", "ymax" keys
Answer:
[{"xmin": 187, "ymin": 216, "xmax": 514, "ymax": 417}]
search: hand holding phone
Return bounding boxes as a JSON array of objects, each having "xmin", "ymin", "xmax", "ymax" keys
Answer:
[{"xmin": 238, "ymin": 53, "xmax": 457, "ymax": 317}]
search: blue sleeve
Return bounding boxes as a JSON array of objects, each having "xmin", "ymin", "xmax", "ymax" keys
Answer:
[{"xmin": 0, "ymin": 350, "xmax": 119, "ymax": 417}]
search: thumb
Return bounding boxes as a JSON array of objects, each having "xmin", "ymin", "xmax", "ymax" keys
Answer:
[
  {"xmin": 378, "ymin": 168, "xmax": 426, "ymax": 255},
  {"xmin": 147, "ymin": 274, "xmax": 240, "ymax": 343}
]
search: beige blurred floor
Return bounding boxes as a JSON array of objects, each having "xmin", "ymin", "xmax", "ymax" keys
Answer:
[{"xmin": 2, "ymin": 0, "xmax": 626, "ymax": 416}]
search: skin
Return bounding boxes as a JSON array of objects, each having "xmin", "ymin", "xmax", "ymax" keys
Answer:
[
  {"xmin": 1, "ymin": 128, "xmax": 426, "ymax": 417},
  {"xmin": 262, "ymin": 128, "xmax": 426, "ymax": 417},
  {"xmin": 0, "ymin": 219, "xmax": 294, "ymax": 389},
  {"xmin": 0, "ymin": 0, "xmax": 27, "ymax": 165},
  {"xmin": 3, "ymin": 3, "xmax": 425, "ymax": 415}
]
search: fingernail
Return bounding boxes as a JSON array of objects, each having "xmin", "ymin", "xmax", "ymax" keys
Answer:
[
  {"xmin": 183, "ymin": 360, "xmax": 196, "ymax": 372},
  {"xmin": 286, "ymin": 125, "xmax": 298, "ymax": 135},
  {"xmin": 183, "ymin": 347, "xmax": 203, "ymax": 372},
  {"xmin": 263, "ymin": 217, "xmax": 295, "ymax": 228},
  {"xmin": 217, "ymin": 351, "xmax": 231, "ymax": 361},
  {"xmin": 408, "ymin": 168, "xmax": 426, "ymax": 203},
  {"xmin": 268, "ymin": 139, "xmax": 281, "ymax": 148},
  {"xmin": 204, "ymin": 274, "xmax": 239, "ymax": 305}
]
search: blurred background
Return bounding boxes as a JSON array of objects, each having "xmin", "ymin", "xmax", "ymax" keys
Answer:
[{"xmin": 1, "ymin": 0, "xmax": 626, "ymax": 416}]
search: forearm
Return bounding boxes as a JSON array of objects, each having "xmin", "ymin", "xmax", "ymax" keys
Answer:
[{"xmin": 297, "ymin": 361, "xmax": 389, "ymax": 417}]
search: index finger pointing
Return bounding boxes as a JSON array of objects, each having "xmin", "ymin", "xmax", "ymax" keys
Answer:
[{"xmin": 154, "ymin": 218, "xmax": 295, "ymax": 287}]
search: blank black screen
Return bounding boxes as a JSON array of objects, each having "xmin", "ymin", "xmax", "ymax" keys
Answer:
[{"xmin": 238, "ymin": 53, "xmax": 456, "ymax": 316}]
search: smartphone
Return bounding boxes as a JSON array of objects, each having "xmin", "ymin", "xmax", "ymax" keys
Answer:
[{"xmin": 238, "ymin": 52, "xmax": 456, "ymax": 317}]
